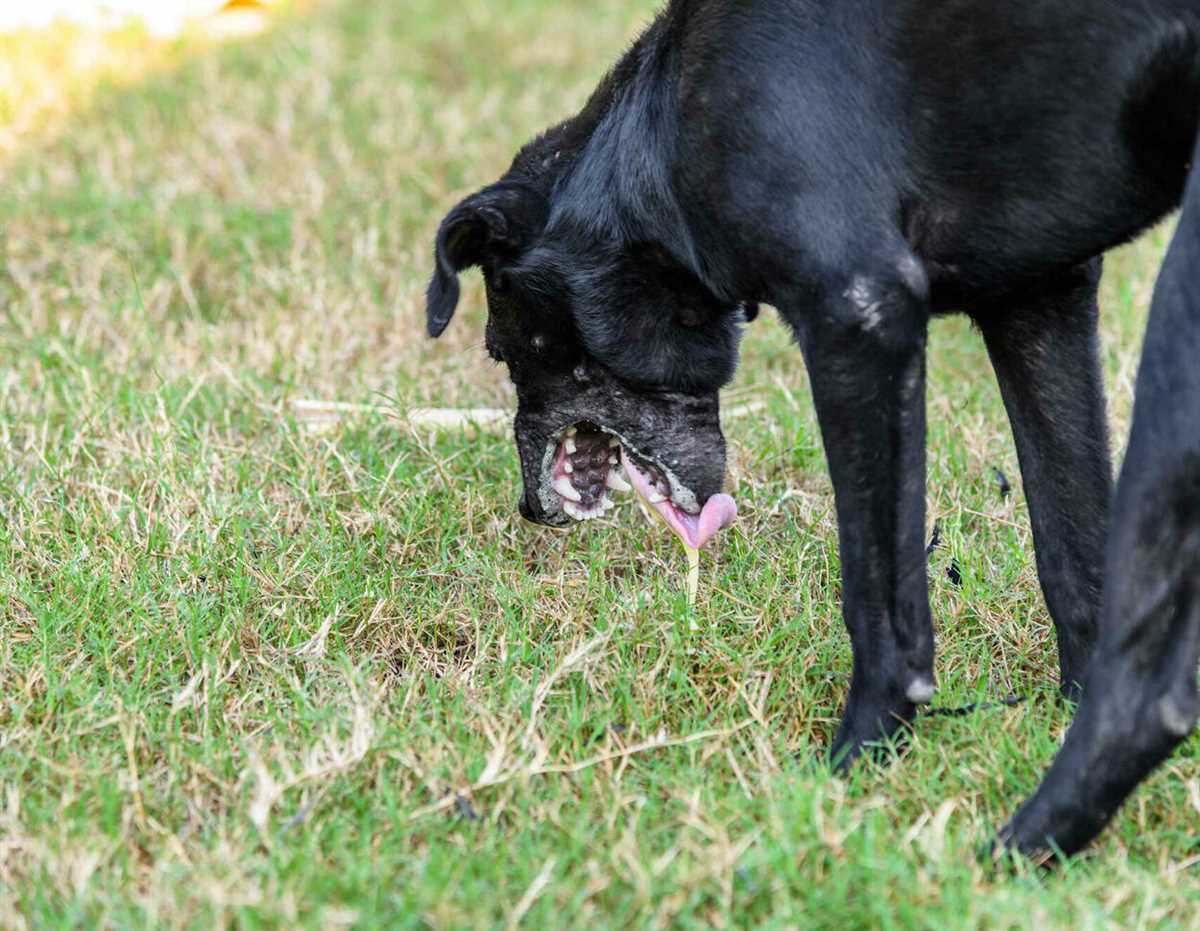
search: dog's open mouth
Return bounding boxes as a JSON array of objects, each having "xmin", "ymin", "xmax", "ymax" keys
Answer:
[{"xmin": 545, "ymin": 422, "xmax": 737, "ymax": 549}]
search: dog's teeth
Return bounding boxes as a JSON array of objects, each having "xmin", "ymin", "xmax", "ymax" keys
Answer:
[
  {"xmin": 565, "ymin": 438, "xmax": 577, "ymax": 454},
  {"xmin": 609, "ymin": 455, "xmax": 618, "ymax": 466},
  {"xmin": 606, "ymin": 471, "xmax": 632, "ymax": 492},
  {"xmin": 564, "ymin": 462, "xmax": 574, "ymax": 474},
  {"xmin": 563, "ymin": 501, "xmax": 583, "ymax": 521},
  {"xmin": 601, "ymin": 497, "xmax": 616, "ymax": 511},
  {"xmin": 566, "ymin": 426, "xmax": 577, "ymax": 437},
  {"xmin": 608, "ymin": 437, "xmax": 620, "ymax": 448},
  {"xmin": 648, "ymin": 491, "xmax": 666, "ymax": 503},
  {"xmin": 554, "ymin": 476, "xmax": 582, "ymax": 502}
]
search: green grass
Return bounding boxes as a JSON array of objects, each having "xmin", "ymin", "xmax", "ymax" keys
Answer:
[{"xmin": 0, "ymin": 1, "xmax": 1196, "ymax": 927}]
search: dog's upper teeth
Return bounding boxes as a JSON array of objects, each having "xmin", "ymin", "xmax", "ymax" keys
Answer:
[
  {"xmin": 606, "ymin": 471, "xmax": 632, "ymax": 492},
  {"xmin": 566, "ymin": 426, "xmax": 577, "ymax": 437},
  {"xmin": 608, "ymin": 437, "xmax": 620, "ymax": 448},
  {"xmin": 554, "ymin": 476, "xmax": 582, "ymax": 502},
  {"xmin": 608, "ymin": 455, "xmax": 618, "ymax": 466},
  {"xmin": 565, "ymin": 437, "xmax": 577, "ymax": 454},
  {"xmin": 564, "ymin": 462, "xmax": 574, "ymax": 474}
]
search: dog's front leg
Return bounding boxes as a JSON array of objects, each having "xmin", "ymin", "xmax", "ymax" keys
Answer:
[{"xmin": 787, "ymin": 254, "xmax": 934, "ymax": 771}]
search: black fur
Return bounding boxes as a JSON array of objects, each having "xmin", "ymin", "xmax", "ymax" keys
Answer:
[
  {"xmin": 427, "ymin": 0, "xmax": 1200, "ymax": 857},
  {"xmin": 996, "ymin": 131, "xmax": 1200, "ymax": 862}
]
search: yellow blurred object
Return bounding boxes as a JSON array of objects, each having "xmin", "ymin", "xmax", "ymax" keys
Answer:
[
  {"xmin": 685, "ymin": 545, "xmax": 700, "ymax": 609},
  {"xmin": 206, "ymin": 0, "xmax": 277, "ymax": 39}
]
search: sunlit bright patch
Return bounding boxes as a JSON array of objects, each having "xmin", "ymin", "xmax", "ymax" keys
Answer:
[{"xmin": 0, "ymin": 1, "xmax": 277, "ymax": 37}]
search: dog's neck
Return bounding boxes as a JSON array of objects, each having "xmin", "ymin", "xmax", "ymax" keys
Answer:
[{"xmin": 542, "ymin": 14, "xmax": 709, "ymax": 280}]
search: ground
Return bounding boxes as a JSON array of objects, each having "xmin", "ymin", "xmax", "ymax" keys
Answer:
[{"xmin": 1, "ymin": 0, "xmax": 1197, "ymax": 927}]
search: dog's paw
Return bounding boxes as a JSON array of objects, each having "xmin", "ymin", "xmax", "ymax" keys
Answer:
[{"xmin": 828, "ymin": 703, "xmax": 916, "ymax": 773}]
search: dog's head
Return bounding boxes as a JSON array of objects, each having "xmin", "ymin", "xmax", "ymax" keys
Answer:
[{"xmin": 426, "ymin": 176, "xmax": 747, "ymax": 543}]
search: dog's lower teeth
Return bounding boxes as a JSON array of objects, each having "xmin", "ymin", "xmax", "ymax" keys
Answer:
[
  {"xmin": 565, "ymin": 438, "xmax": 577, "ymax": 454},
  {"xmin": 564, "ymin": 462, "xmax": 573, "ymax": 473},
  {"xmin": 606, "ymin": 471, "xmax": 631, "ymax": 492},
  {"xmin": 554, "ymin": 476, "xmax": 582, "ymax": 502},
  {"xmin": 648, "ymin": 491, "xmax": 666, "ymax": 503}
]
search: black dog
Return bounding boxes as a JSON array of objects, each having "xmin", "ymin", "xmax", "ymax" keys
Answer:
[{"xmin": 427, "ymin": 0, "xmax": 1200, "ymax": 857}]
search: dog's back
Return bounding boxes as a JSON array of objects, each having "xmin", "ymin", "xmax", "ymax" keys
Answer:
[
  {"xmin": 668, "ymin": 0, "xmax": 1200, "ymax": 302},
  {"xmin": 901, "ymin": 1, "xmax": 1200, "ymax": 295}
]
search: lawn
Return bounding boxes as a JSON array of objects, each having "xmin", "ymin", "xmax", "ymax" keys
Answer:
[{"xmin": 0, "ymin": 1, "xmax": 1196, "ymax": 927}]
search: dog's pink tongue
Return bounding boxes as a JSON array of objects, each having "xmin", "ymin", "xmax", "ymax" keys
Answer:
[
  {"xmin": 620, "ymin": 448, "xmax": 737, "ymax": 549},
  {"xmin": 686, "ymin": 493, "xmax": 738, "ymax": 549}
]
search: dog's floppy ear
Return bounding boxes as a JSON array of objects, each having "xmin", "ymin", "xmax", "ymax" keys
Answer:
[{"xmin": 426, "ymin": 183, "xmax": 547, "ymax": 337}]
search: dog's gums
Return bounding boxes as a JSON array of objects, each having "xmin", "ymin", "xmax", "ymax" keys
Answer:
[
  {"xmin": 550, "ymin": 424, "xmax": 623, "ymax": 520},
  {"xmin": 545, "ymin": 422, "xmax": 737, "ymax": 549}
]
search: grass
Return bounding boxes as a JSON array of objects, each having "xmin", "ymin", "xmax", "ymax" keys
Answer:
[{"xmin": 0, "ymin": 0, "xmax": 1196, "ymax": 926}]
